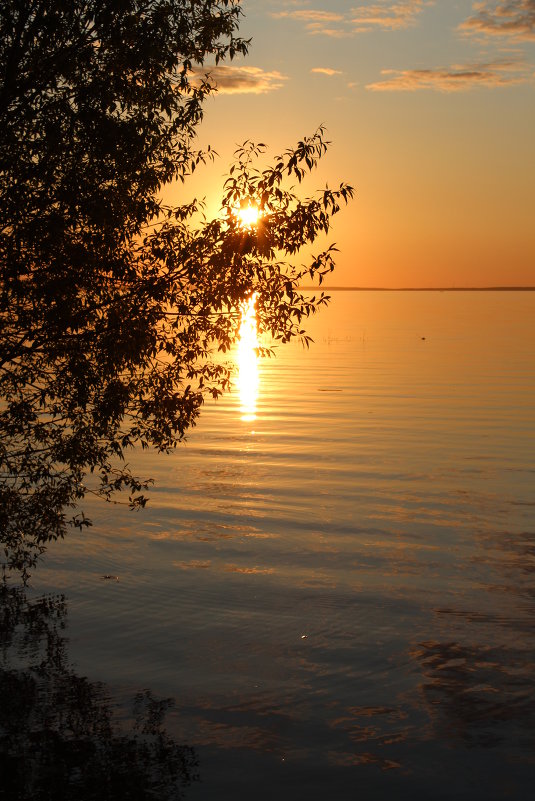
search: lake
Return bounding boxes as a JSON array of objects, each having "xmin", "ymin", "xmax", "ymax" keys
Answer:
[{"xmin": 2, "ymin": 290, "xmax": 535, "ymax": 800}]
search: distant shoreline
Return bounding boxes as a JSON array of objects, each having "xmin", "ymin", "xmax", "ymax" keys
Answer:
[{"xmin": 301, "ymin": 286, "xmax": 535, "ymax": 292}]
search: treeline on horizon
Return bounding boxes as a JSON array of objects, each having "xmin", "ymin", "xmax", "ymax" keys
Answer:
[{"xmin": 300, "ymin": 286, "xmax": 535, "ymax": 292}]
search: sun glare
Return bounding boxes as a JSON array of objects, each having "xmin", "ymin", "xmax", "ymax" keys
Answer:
[
  {"xmin": 237, "ymin": 294, "xmax": 259, "ymax": 422},
  {"xmin": 236, "ymin": 204, "xmax": 260, "ymax": 228}
]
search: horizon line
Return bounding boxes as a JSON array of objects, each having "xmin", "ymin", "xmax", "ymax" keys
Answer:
[{"xmin": 300, "ymin": 286, "xmax": 535, "ymax": 292}]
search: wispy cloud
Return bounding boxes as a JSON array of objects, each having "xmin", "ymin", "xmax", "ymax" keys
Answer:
[
  {"xmin": 191, "ymin": 65, "xmax": 288, "ymax": 94},
  {"xmin": 270, "ymin": 2, "xmax": 432, "ymax": 36},
  {"xmin": 460, "ymin": 1, "xmax": 535, "ymax": 41},
  {"xmin": 310, "ymin": 67, "xmax": 343, "ymax": 75},
  {"xmin": 272, "ymin": 9, "xmax": 344, "ymax": 22},
  {"xmin": 270, "ymin": 8, "xmax": 347, "ymax": 36},
  {"xmin": 366, "ymin": 59, "xmax": 532, "ymax": 90},
  {"xmin": 352, "ymin": 1, "xmax": 434, "ymax": 32}
]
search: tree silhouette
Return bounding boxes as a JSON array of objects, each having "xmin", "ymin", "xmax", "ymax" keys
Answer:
[
  {"xmin": 0, "ymin": 584, "xmax": 198, "ymax": 800},
  {"xmin": 0, "ymin": 1, "xmax": 353, "ymax": 576}
]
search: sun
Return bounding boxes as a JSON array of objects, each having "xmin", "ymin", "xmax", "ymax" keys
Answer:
[{"xmin": 236, "ymin": 204, "xmax": 260, "ymax": 228}]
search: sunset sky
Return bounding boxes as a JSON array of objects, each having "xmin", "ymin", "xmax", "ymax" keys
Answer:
[{"xmin": 175, "ymin": 0, "xmax": 535, "ymax": 288}]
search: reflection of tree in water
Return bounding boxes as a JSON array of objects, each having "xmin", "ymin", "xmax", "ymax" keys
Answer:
[{"xmin": 0, "ymin": 585, "xmax": 198, "ymax": 800}]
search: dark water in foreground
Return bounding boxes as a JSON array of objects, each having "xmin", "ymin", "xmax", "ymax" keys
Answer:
[{"xmin": 2, "ymin": 291, "xmax": 535, "ymax": 800}]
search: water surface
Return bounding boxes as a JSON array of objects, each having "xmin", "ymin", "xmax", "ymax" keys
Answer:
[{"xmin": 6, "ymin": 291, "xmax": 535, "ymax": 800}]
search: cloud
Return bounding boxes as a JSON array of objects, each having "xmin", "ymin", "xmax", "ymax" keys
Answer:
[
  {"xmin": 310, "ymin": 67, "xmax": 343, "ymax": 75},
  {"xmin": 460, "ymin": 1, "xmax": 535, "ymax": 41},
  {"xmin": 352, "ymin": 1, "xmax": 435, "ymax": 32},
  {"xmin": 270, "ymin": 8, "xmax": 348, "ymax": 36},
  {"xmin": 270, "ymin": 9, "xmax": 344, "ymax": 23},
  {"xmin": 190, "ymin": 65, "xmax": 288, "ymax": 94},
  {"xmin": 366, "ymin": 59, "xmax": 533, "ymax": 90},
  {"xmin": 271, "ymin": 2, "xmax": 432, "ymax": 36}
]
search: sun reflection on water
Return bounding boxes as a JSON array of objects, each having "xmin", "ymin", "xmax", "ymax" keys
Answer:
[{"xmin": 237, "ymin": 293, "xmax": 259, "ymax": 422}]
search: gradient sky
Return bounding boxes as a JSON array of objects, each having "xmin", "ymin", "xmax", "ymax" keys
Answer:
[{"xmin": 172, "ymin": 1, "xmax": 535, "ymax": 287}]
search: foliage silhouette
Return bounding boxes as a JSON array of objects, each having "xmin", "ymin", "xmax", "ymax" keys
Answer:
[
  {"xmin": 0, "ymin": 0, "xmax": 353, "ymax": 576},
  {"xmin": 0, "ymin": 584, "xmax": 198, "ymax": 800}
]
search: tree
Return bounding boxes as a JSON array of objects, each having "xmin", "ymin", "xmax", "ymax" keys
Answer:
[{"xmin": 0, "ymin": 0, "xmax": 353, "ymax": 578}]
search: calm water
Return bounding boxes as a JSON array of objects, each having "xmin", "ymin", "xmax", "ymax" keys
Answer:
[{"xmin": 2, "ymin": 291, "xmax": 535, "ymax": 800}]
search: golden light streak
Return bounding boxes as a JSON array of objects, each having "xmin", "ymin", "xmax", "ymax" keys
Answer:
[{"xmin": 237, "ymin": 293, "xmax": 259, "ymax": 422}]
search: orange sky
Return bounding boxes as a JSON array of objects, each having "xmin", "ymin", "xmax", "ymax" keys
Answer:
[{"xmin": 168, "ymin": 1, "xmax": 535, "ymax": 288}]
